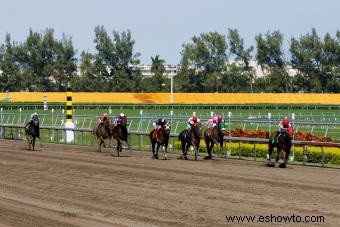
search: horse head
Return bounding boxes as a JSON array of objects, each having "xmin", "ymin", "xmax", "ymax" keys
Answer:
[
  {"xmin": 193, "ymin": 122, "xmax": 202, "ymax": 139},
  {"xmin": 120, "ymin": 116, "xmax": 128, "ymax": 127},
  {"xmin": 164, "ymin": 122, "xmax": 171, "ymax": 132},
  {"xmin": 32, "ymin": 115, "xmax": 39, "ymax": 126}
]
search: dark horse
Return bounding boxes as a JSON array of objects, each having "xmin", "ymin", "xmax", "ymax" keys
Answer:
[
  {"xmin": 112, "ymin": 116, "xmax": 128, "ymax": 156},
  {"xmin": 268, "ymin": 131, "xmax": 292, "ymax": 168},
  {"xmin": 178, "ymin": 123, "xmax": 202, "ymax": 160},
  {"xmin": 149, "ymin": 122, "xmax": 171, "ymax": 159},
  {"xmin": 93, "ymin": 119, "xmax": 113, "ymax": 152},
  {"xmin": 204, "ymin": 125, "xmax": 224, "ymax": 159},
  {"xmin": 25, "ymin": 115, "xmax": 40, "ymax": 151}
]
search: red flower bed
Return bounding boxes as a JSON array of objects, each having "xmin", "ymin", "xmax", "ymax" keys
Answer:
[{"xmin": 224, "ymin": 128, "xmax": 334, "ymax": 142}]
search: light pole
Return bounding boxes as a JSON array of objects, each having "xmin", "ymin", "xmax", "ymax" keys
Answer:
[{"xmin": 170, "ymin": 74, "xmax": 173, "ymax": 104}]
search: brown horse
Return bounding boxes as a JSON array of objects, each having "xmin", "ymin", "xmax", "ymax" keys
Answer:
[
  {"xmin": 112, "ymin": 116, "xmax": 128, "ymax": 156},
  {"xmin": 267, "ymin": 131, "xmax": 292, "ymax": 168},
  {"xmin": 25, "ymin": 115, "xmax": 40, "ymax": 151},
  {"xmin": 93, "ymin": 119, "xmax": 113, "ymax": 152},
  {"xmin": 149, "ymin": 122, "xmax": 171, "ymax": 159},
  {"xmin": 204, "ymin": 125, "xmax": 224, "ymax": 159},
  {"xmin": 178, "ymin": 123, "xmax": 202, "ymax": 160}
]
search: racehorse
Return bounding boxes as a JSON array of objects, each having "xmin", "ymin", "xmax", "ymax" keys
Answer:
[
  {"xmin": 92, "ymin": 119, "xmax": 113, "ymax": 152},
  {"xmin": 112, "ymin": 116, "xmax": 129, "ymax": 156},
  {"xmin": 25, "ymin": 115, "xmax": 40, "ymax": 151},
  {"xmin": 204, "ymin": 125, "xmax": 224, "ymax": 159},
  {"xmin": 178, "ymin": 123, "xmax": 202, "ymax": 160},
  {"xmin": 149, "ymin": 122, "xmax": 171, "ymax": 159},
  {"xmin": 267, "ymin": 131, "xmax": 292, "ymax": 168}
]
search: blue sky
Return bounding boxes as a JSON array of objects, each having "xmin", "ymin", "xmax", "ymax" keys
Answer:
[{"xmin": 0, "ymin": 0, "xmax": 339, "ymax": 64}]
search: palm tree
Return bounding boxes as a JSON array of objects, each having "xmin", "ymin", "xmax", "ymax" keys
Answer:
[{"xmin": 151, "ymin": 55, "xmax": 166, "ymax": 91}]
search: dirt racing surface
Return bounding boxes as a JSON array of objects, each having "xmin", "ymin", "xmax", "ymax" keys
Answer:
[{"xmin": 0, "ymin": 139, "xmax": 339, "ymax": 226}]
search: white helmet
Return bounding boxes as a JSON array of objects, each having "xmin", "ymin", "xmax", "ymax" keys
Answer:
[
  {"xmin": 120, "ymin": 113, "xmax": 125, "ymax": 117},
  {"xmin": 103, "ymin": 113, "xmax": 108, "ymax": 116},
  {"xmin": 33, "ymin": 112, "xmax": 38, "ymax": 116}
]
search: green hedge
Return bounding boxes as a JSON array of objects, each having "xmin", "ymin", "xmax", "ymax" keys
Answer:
[{"xmin": 174, "ymin": 140, "xmax": 340, "ymax": 165}]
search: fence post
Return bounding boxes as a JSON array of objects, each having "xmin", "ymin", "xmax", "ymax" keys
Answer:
[
  {"xmin": 268, "ymin": 112, "xmax": 272, "ymax": 137},
  {"xmin": 238, "ymin": 142, "xmax": 241, "ymax": 159},
  {"xmin": 51, "ymin": 108, "xmax": 54, "ymax": 141},
  {"xmin": 303, "ymin": 145, "xmax": 308, "ymax": 165},
  {"xmin": 253, "ymin": 143, "xmax": 256, "ymax": 161},
  {"xmin": 321, "ymin": 147, "xmax": 325, "ymax": 167},
  {"xmin": 227, "ymin": 112, "xmax": 232, "ymax": 157},
  {"xmin": 291, "ymin": 113, "xmax": 295, "ymax": 161},
  {"xmin": 0, "ymin": 107, "xmax": 3, "ymax": 124}
]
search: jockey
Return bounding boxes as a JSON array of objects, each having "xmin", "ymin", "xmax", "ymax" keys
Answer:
[
  {"xmin": 205, "ymin": 116, "xmax": 219, "ymax": 128},
  {"xmin": 273, "ymin": 117, "xmax": 293, "ymax": 144},
  {"xmin": 98, "ymin": 113, "xmax": 108, "ymax": 123},
  {"xmin": 97, "ymin": 113, "xmax": 109, "ymax": 128},
  {"xmin": 186, "ymin": 115, "xmax": 200, "ymax": 129},
  {"xmin": 153, "ymin": 118, "xmax": 167, "ymax": 129},
  {"xmin": 115, "ymin": 113, "xmax": 125, "ymax": 125},
  {"xmin": 25, "ymin": 112, "xmax": 40, "ymax": 138},
  {"xmin": 25, "ymin": 112, "xmax": 39, "ymax": 127}
]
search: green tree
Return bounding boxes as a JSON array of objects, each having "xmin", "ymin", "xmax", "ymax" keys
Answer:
[
  {"xmin": 255, "ymin": 31, "xmax": 290, "ymax": 92},
  {"xmin": 178, "ymin": 32, "xmax": 227, "ymax": 92},
  {"xmin": 151, "ymin": 55, "xmax": 165, "ymax": 91},
  {"xmin": 93, "ymin": 26, "xmax": 142, "ymax": 91},
  {"xmin": 0, "ymin": 34, "xmax": 23, "ymax": 91},
  {"xmin": 74, "ymin": 51, "xmax": 102, "ymax": 91},
  {"xmin": 290, "ymin": 28, "xmax": 324, "ymax": 92},
  {"xmin": 227, "ymin": 28, "xmax": 254, "ymax": 92}
]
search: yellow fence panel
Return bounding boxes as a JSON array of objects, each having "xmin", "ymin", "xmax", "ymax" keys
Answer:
[{"xmin": 1, "ymin": 92, "xmax": 340, "ymax": 105}]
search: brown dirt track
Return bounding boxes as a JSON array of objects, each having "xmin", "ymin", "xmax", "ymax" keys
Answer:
[{"xmin": 0, "ymin": 139, "xmax": 339, "ymax": 227}]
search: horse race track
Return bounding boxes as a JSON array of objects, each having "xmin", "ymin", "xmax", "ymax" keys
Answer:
[{"xmin": 0, "ymin": 140, "xmax": 339, "ymax": 226}]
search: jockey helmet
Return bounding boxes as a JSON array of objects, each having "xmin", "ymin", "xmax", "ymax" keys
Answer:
[
  {"xmin": 103, "ymin": 113, "xmax": 108, "ymax": 116},
  {"xmin": 33, "ymin": 112, "xmax": 38, "ymax": 116},
  {"xmin": 212, "ymin": 116, "xmax": 218, "ymax": 124},
  {"xmin": 120, "ymin": 113, "xmax": 125, "ymax": 117},
  {"xmin": 217, "ymin": 115, "xmax": 222, "ymax": 122},
  {"xmin": 192, "ymin": 115, "xmax": 198, "ymax": 123},
  {"xmin": 282, "ymin": 119, "xmax": 289, "ymax": 126}
]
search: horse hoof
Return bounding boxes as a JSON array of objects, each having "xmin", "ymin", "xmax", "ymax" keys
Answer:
[
  {"xmin": 184, "ymin": 156, "xmax": 188, "ymax": 160},
  {"xmin": 279, "ymin": 163, "xmax": 286, "ymax": 168},
  {"xmin": 204, "ymin": 156, "xmax": 212, "ymax": 160},
  {"xmin": 267, "ymin": 163, "xmax": 275, "ymax": 167}
]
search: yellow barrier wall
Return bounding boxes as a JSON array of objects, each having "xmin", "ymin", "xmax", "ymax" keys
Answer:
[{"xmin": 1, "ymin": 92, "xmax": 340, "ymax": 104}]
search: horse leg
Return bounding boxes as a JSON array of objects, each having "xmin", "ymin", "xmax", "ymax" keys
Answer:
[
  {"xmin": 268, "ymin": 141, "xmax": 274, "ymax": 161},
  {"xmin": 155, "ymin": 143, "xmax": 160, "ymax": 159},
  {"xmin": 99, "ymin": 139, "xmax": 103, "ymax": 152},
  {"xmin": 151, "ymin": 141, "xmax": 156, "ymax": 158},
  {"xmin": 116, "ymin": 139, "xmax": 122, "ymax": 157},
  {"xmin": 32, "ymin": 136, "xmax": 36, "ymax": 151},
  {"xmin": 285, "ymin": 146, "xmax": 291, "ymax": 164},
  {"xmin": 276, "ymin": 146, "xmax": 281, "ymax": 163},
  {"xmin": 183, "ymin": 142, "xmax": 188, "ymax": 160},
  {"xmin": 163, "ymin": 140, "xmax": 168, "ymax": 160},
  {"xmin": 205, "ymin": 140, "xmax": 212, "ymax": 159}
]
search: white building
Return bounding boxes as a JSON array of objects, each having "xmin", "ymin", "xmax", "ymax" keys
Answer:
[{"xmin": 137, "ymin": 64, "xmax": 180, "ymax": 78}]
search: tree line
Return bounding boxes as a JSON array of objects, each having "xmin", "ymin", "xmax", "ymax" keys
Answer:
[{"xmin": 0, "ymin": 26, "xmax": 339, "ymax": 93}]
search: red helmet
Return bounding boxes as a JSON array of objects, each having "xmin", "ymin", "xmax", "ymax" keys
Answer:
[
  {"xmin": 192, "ymin": 115, "xmax": 198, "ymax": 123},
  {"xmin": 217, "ymin": 115, "xmax": 222, "ymax": 122},
  {"xmin": 282, "ymin": 119, "xmax": 289, "ymax": 126}
]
